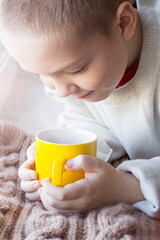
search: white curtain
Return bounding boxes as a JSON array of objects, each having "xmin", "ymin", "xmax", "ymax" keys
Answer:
[{"xmin": 0, "ymin": 41, "xmax": 63, "ymax": 134}]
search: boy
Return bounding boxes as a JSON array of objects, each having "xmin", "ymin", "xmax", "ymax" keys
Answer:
[{"xmin": 0, "ymin": 0, "xmax": 160, "ymax": 218}]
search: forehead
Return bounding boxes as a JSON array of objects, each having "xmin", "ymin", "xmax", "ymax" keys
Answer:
[
  {"xmin": 0, "ymin": 37, "xmax": 82, "ymax": 72},
  {"xmin": 1, "ymin": 33, "xmax": 113, "ymax": 74}
]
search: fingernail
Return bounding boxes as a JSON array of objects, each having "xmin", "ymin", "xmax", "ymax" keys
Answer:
[
  {"xmin": 41, "ymin": 179, "xmax": 46, "ymax": 185},
  {"xmin": 41, "ymin": 178, "xmax": 50, "ymax": 185},
  {"xmin": 64, "ymin": 183, "xmax": 72, "ymax": 189},
  {"xmin": 66, "ymin": 159, "xmax": 73, "ymax": 169},
  {"xmin": 45, "ymin": 178, "xmax": 50, "ymax": 182}
]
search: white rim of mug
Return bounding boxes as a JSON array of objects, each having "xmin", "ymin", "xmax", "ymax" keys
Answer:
[{"xmin": 35, "ymin": 128, "xmax": 97, "ymax": 145}]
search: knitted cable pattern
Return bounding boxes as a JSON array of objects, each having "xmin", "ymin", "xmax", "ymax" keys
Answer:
[{"xmin": 0, "ymin": 120, "xmax": 160, "ymax": 240}]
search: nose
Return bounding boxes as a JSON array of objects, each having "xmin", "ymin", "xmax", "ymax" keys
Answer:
[
  {"xmin": 55, "ymin": 81, "xmax": 79, "ymax": 97},
  {"xmin": 40, "ymin": 75, "xmax": 79, "ymax": 97}
]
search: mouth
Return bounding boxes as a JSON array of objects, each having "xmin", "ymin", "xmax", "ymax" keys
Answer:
[{"xmin": 76, "ymin": 91, "xmax": 94, "ymax": 99}]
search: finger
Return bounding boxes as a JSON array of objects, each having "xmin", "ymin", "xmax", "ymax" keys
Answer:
[
  {"xmin": 63, "ymin": 178, "xmax": 90, "ymax": 200},
  {"xmin": 65, "ymin": 155, "xmax": 106, "ymax": 172},
  {"xmin": 39, "ymin": 188, "xmax": 74, "ymax": 213},
  {"xmin": 23, "ymin": 158, "xmax": 36, "ymax": 171},
  {"xmin": 41, "ymin": 178, "xmax": 90, "ymax": 201},
  {"xmin": 40, "ymin": 178, "xmax": 67, "ymax": 201},
  {"xmin": 26, "ymin": 142, "xmax": 35, "ymax": 163},
  {"xmin": 39, "ymin": 187, "xmax": 58, "ymax": 211},
  {"xmin": 18, "ymin": 161, "xmax": 38, "ymax": 180},
  {"xmin": 39, "ymin": 187, "xmax": 72, "ymax": 210},
  {"xmin": 39, "ymin": 187, "xmax": 88, "ymax": 212},
  {"xmin": 26, "ymin": 190, "xmax": 40, "ymax": 202},
  {"xmin": 21, "ymin": 180, "xmax": 41, "ymax": 193}
]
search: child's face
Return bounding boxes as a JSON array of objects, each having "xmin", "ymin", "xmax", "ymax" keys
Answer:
[{"xmin": 2, "ymin": 28, "xmax": 128, "ymax": 102}]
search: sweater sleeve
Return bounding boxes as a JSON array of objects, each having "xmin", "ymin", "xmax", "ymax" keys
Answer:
[{"xmin": 117, "ymin": 157, "xmax": 160, "ymax": 219}]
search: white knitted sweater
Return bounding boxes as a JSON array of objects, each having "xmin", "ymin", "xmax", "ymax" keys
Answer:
[{"xmin": 46, "ymin": 0, "xmax": 160, "ymax": 219}]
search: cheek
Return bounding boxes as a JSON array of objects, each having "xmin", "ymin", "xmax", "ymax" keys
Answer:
[
  {"xmin": 79, "ymin": 67, "xmax": 113, "ymax": 90},
  {"xmin": 81, "ymin": 62, "xmax": 125, "ymax": 90},
  {"xmin": 80, "ymin": 53, "xmax": 127, "ymax": 90},
  {"xmin": 40, "ymin": 76, "xmax": 55, "ymax": 89},
  {"xmin": 98, "ymin": 54, "xmax": 127, "ymax": 89}
]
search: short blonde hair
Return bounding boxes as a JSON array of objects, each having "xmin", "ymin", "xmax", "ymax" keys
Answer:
[{"xmin": 0, "ymin": 0, "xmax": 131, "ymax": 43}]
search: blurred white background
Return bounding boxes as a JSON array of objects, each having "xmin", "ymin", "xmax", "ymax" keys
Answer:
[{"xmin": 0, "ymin": 41, "xmax": 64, "ymax": 135}]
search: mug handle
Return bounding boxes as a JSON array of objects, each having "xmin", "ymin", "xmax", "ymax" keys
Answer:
[{"xmin": 51, "ymin": 159, "xmax": 65, "ymax": 186}]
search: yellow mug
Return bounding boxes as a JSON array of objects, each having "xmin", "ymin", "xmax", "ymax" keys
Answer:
[{"xmin": 35, "ymin": 128, "xmax": 97, "ymax": 187}]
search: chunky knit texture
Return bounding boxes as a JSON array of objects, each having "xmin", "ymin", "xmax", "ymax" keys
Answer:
[{"xmin": 0, "ymin": 120, "xmax": 160, "ymax": 239}]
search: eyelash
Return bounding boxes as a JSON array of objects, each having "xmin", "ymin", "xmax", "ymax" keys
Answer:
[{"xmin": 70, "ymin": 65, "xmax": 86, "ymax": 76}]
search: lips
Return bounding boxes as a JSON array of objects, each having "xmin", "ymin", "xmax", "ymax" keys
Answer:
[{"xmin": 76, "ymin": 91, "xmax": 94, "ymax": 99}]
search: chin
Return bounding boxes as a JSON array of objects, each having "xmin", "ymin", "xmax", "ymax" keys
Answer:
[{"xmin": 84, "ymin": 95, "xmax": 109, "ymax": 102}]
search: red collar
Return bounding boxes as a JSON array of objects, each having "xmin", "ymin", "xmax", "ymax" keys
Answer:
[{"xmin": 116, "ymin": 60, "xmax": 139, "ymax": 88}]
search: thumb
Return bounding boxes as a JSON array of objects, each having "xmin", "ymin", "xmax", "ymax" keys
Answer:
[
  {"xmin": 65, "ymin": 155, "xmax": 105, "ymax": 172},
  {"xmin": 27, "ymin": 142, "xmax": 35, "ymax": 163}
]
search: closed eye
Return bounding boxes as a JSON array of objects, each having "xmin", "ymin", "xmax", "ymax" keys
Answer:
[{"xmin": 69, "ymin": 65, "xmax": 86, "ymax": 76}]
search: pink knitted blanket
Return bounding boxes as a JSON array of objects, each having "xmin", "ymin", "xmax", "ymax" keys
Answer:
[{"xmin": 0, "ymin": 120, "xmax": 160, "ymax": 240}]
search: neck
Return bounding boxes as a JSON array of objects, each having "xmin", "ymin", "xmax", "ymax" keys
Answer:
[{"xmin": 126, "ymin": 12, "xmax": 143, "ymax": 72}]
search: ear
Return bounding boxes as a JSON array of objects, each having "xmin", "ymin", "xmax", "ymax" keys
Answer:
[{"xmin": 116, "ymin": 2, "xmax": 137, "ymax": 40}]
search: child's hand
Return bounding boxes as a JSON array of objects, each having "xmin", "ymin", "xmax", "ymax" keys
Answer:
[
  {"xmin": 18, "ymin": 143, "xmax": 41, "ymax": 201},
  {"xmin": 38, "ymin": 155, "xmax": 128, "ymax": 212}
]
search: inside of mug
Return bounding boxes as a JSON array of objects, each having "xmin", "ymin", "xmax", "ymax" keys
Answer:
[{"xmin": 36, "ymin": 128, "xmax": 97, "ymax": 145}]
